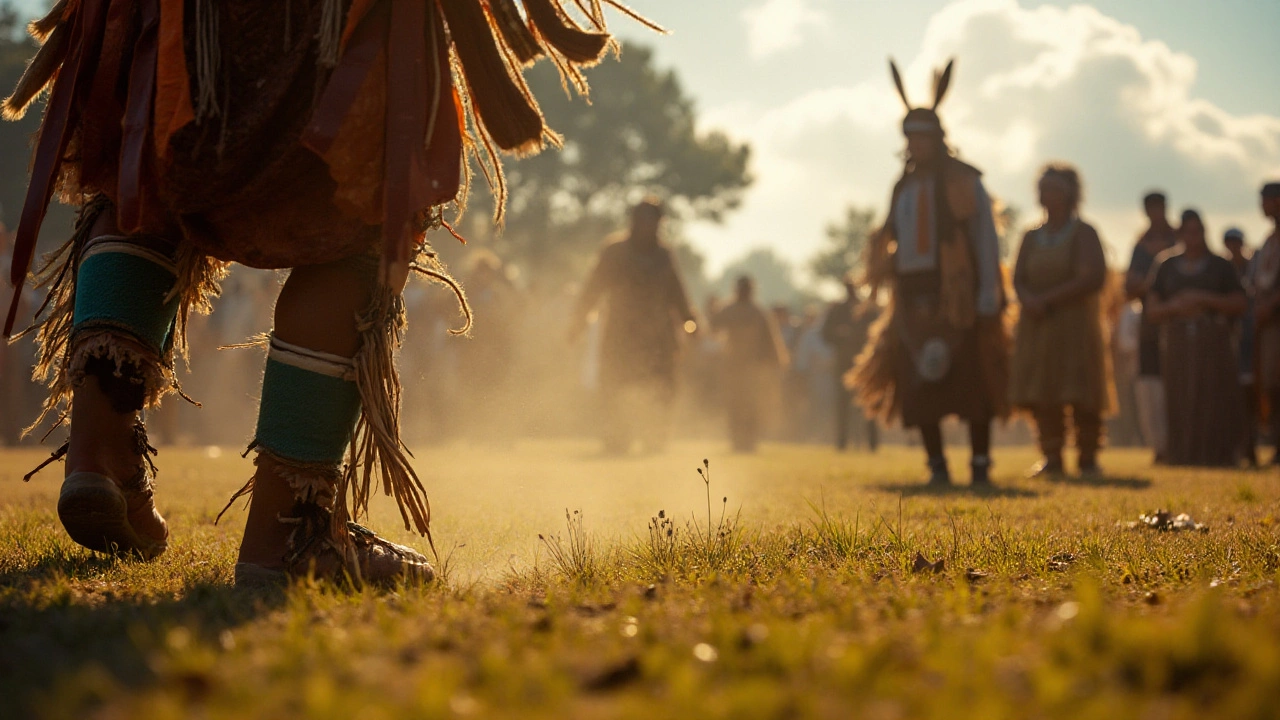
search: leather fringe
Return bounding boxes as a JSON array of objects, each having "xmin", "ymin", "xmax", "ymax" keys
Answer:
[
  {"xmin": 19, "ymin": 198, "xmax": 226, "ymax": 437},
  {"xmin": 338, "ymin": 281, "xmax": 435, "ymax": 553},
  {"xmin": 1, "ymin": 19, "xmax": 71, "ymax": 120}
]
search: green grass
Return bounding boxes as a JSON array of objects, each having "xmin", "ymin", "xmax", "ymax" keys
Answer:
[{"xmin": 2, "ymin": 442, "xmax": 1280, "ymax": 719}]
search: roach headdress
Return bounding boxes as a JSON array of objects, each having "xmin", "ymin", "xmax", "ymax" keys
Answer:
[{"xmin": 889, "ymin": 57, "xmax": 954, "ymax": 137}]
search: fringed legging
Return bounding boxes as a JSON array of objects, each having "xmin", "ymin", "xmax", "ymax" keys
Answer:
[{"xmin": 29, "ymin": 200, "xmax": 433, "ymax": 543}]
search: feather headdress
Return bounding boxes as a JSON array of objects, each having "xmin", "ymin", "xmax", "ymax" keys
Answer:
[{"xmin": 888, "ymin": 57, "xmax": 954, "ymax": 135}]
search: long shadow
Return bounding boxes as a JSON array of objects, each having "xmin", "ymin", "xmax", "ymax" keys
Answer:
[
  {"xmin": 870, "ymin": 482, "xmax": 1041, "ymax": 499},
  {"xmin": 1043, "ymin": 474, "xmax": 1153, "ymax": 490},
  {"xmin": 0, "ymin": 555, "xmax": 287, "ymax": 718}
]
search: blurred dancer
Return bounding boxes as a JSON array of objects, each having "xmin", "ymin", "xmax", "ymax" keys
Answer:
[
  {"xmin": 711, "ymin": 276, "xmax": 787, "ymax": 452},
  {"xmin": 1252, "ymin": 183, "xmax": 1280, "ymax": 465},
  {"xmin": 1009, "ymin": 164, "xmax": 1113, "ymax": 477},
  {"xmin": 1125, "ymin": 191, "xmax": 1177, "ymax": 463},
  {"xmin": 1146, "ymin": 210, "xmax": 1247, "ymax": 466},
  {"xmin": 571, "ymin": 199, "xmax": 697, "ymax": 453},
  {"xmin": 853, "ymin": 59, "xmax": 1009, "ymax": 487},
  {"xmin": 822, "ymin": 275, "xmax": 879, "ymax": 451}
]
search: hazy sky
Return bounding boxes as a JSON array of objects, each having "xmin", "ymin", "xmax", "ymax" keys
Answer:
[
  {"xmin": 13, "ymin": 0, "xmax": 1280, "ymax": 280},
  {"xmin": 602, "ymin": 0, "xmax": 1280, "ymax": 278}
]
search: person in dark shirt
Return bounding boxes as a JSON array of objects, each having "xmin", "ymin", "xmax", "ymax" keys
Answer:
[
  {"xmin": 1125, "ymin": 191, "xmax": 1177, "ymax": 463},
  {"xmin": 1146, "ymin": 210, "xmax": 1248, "ymax": 466},
  {"xmin": 821, "ymin": 275, "xmax": 879, "ymax": 451},
  {"xmin": 1252, "ymin": 182, "xmax": 1280, "ymax": 465},
  {"xmin": 1224, "ymin": 228, "xmax": 1259, "ymax": 465}
]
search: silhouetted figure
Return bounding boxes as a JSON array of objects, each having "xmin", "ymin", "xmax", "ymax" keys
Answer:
[
  {"xmin": 1252, "ymin": 182, "xmax": 1280, "ymax": 464},
  {"xmin": 853, "ymin": 59, "xmax": 1009, "ymax": 487},
  {"xmin": 572, "ymin": 199, "xmax": 697, "ymax": 453},
  {"xmin": 1146, "ymin": 210, "xmax": 1247, "ymax": 467},
  {"xmin": 822, "ymin": 276, "xmax": 879, "ymax": 451},
  {"xmin": 1224, "ymin": 228, "xmax": 1259, "ymax": 465},
  {"xmin": 1126, "ymin": 191, "xmax": 1177, "ymax": 463},
  {"xmin": 711, "ymin": 276, "xmax": 787, "ymax": 452},
  {"xmin": 1009, "ymin": 164, "xmax": 1113, "ymax": 477}
]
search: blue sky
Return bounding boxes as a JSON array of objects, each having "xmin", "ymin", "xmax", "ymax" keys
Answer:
[{"xmin": 13, "ymin": 0, "xmax": 1280, "ymax": 279}]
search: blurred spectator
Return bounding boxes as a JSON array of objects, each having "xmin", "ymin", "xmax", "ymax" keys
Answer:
[
  {"xmin": 1252, "ymin": 182, "xmax": 1280, "ymax": 466},
  {"xmin": 821, "ymin": 276, "xmax": 879, "ymax": 451},
  {"xmin": 1125, "ymin": 191, "xmax": 1177, "ymax": 462},
  {"xmin": 1224, "ymin": 228, "xmax": 1258, "ymax": 465},
  {"xmin": 1146, "ymin": 210, "xmax": 1247, "ymax": 467},
  {"xmin": 1008, "ymin": 164, "xmax": 1112, "ymax": 477},
  {"xmin": 1108, "ymin": 275, "xmax": 1144, "ymax": 447},
  {"xmin": 711, "ymin": 276, "xmax": 788, "ymax": 452},
  {"xmin": 790, "ymin": 305, "xmax": 835, "ymax": 441}
]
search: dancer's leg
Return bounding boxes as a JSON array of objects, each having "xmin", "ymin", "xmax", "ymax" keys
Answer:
[
  {"xmin": 968, "ymin": 415, "xmax": 993, "ymax": 485},
  {"xmin": 232, "ymin": 257, "xmax": 432, "ymax": 585},
  {"xmin": 920, "ymin": 422, "xmax": 950, "ymax": 484},
  {"xmin": 1075, "ymin": 404, "xmax": 1104, "ymax": 473},
  {"xmin": 57, "ymin": 207, "xmax": 180, "ymax": 557}
]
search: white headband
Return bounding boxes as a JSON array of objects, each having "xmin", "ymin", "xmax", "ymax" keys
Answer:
[{"xmin": 903, "ymin": 120, "xmax": 941, "ymax": 134}]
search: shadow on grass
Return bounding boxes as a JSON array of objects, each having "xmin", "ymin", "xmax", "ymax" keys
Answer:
[
  {"xmin": 1042, "ymin": 474, "xmax": 1153, "ymax": 490},
  {"xmin": 0, "ymin": 556, "xmax": 286, "ymax": 719},
  {"xmin": 870, "ymin": 482, "xmax": 1042, "ymax": 499}
]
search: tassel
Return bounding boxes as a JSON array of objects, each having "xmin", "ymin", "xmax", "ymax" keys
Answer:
[
  {"xmin": 338, "ymin": 284, "xmax": 434, "ymax": 552},
  {"xmin": 193, "ymin": 0, "xmax": 221, "ymax": 120},
  {"xmin": 2, "ymin": 21, "xmax": 71, "ymax": 120},
  {"xmin": 27, "ymin": 0, "xmax": 70, "ymax": 41},
  {"xmin": 487, "ymin": 0, "xmax": 542, "ymax": 66},
  {"xmin": 598, "ymin": 0, "xmax": 666, "ymax": 34},
  {"xmin": 317, "ymin": 0, "xmax": 344, "ymax": 67},
  {"xmin": 522, "ymin": 0, "xmax": 608, "ymax": 65},
  {"xmin": 438, "ymin": 0, "xmax": 545, "ymax": 153}
]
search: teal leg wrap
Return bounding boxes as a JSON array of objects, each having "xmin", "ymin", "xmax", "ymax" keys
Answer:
[
  {"xmin": 73, "ymin": 242, "xmax": 179, "ymax": 355},
  {"xmin": 254, "ymin": 337, "xmax": 362, "ymax": 465}
]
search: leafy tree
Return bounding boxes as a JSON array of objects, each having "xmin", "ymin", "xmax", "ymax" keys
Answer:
[
  {"xmin": 809, "ymin": 204, "xmax": 877, "ymax": 287},
  {"xmin": 449, "ymin": 43, "xmax": 752, "ymax": 286}
]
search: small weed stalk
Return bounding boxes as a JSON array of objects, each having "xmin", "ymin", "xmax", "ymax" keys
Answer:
[
  {"xmin": 538, "ymin": 509, "xmax": 598, "ymax": 584},
  {"xmin": 643, "ymin": 509, "xmax": 680, "ymax": 574},
  {"xmin": 692, "ymin": 459, "xmax": 742, "ymax": 572}
]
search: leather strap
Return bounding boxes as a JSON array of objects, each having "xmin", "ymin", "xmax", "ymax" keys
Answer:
[{"xmin": 117, "ymin": 0, "xmax": 160, "ymax": 233}]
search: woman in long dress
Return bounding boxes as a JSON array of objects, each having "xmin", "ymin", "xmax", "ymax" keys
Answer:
[
  {"xmin": 1146, "ymin": 210, "xmax": 1248, "ymax": 466},
  {"xmin": 1009, "ymin": 164, "xmax": 1114, "ymax": 476}
]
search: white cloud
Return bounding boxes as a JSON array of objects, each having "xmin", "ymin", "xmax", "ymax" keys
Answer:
[
  {"xmin": 694, "ymin": 0, "xmax": 1280, "ymax": 283},
  {"xmin": 741, "ymin": 0, "xmax": 826, "ymax": 59}
]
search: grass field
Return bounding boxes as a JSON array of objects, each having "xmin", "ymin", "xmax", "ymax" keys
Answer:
[{"xmin": 2, "ymin": 440, "xmax": 1279, "ymax": 719}]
